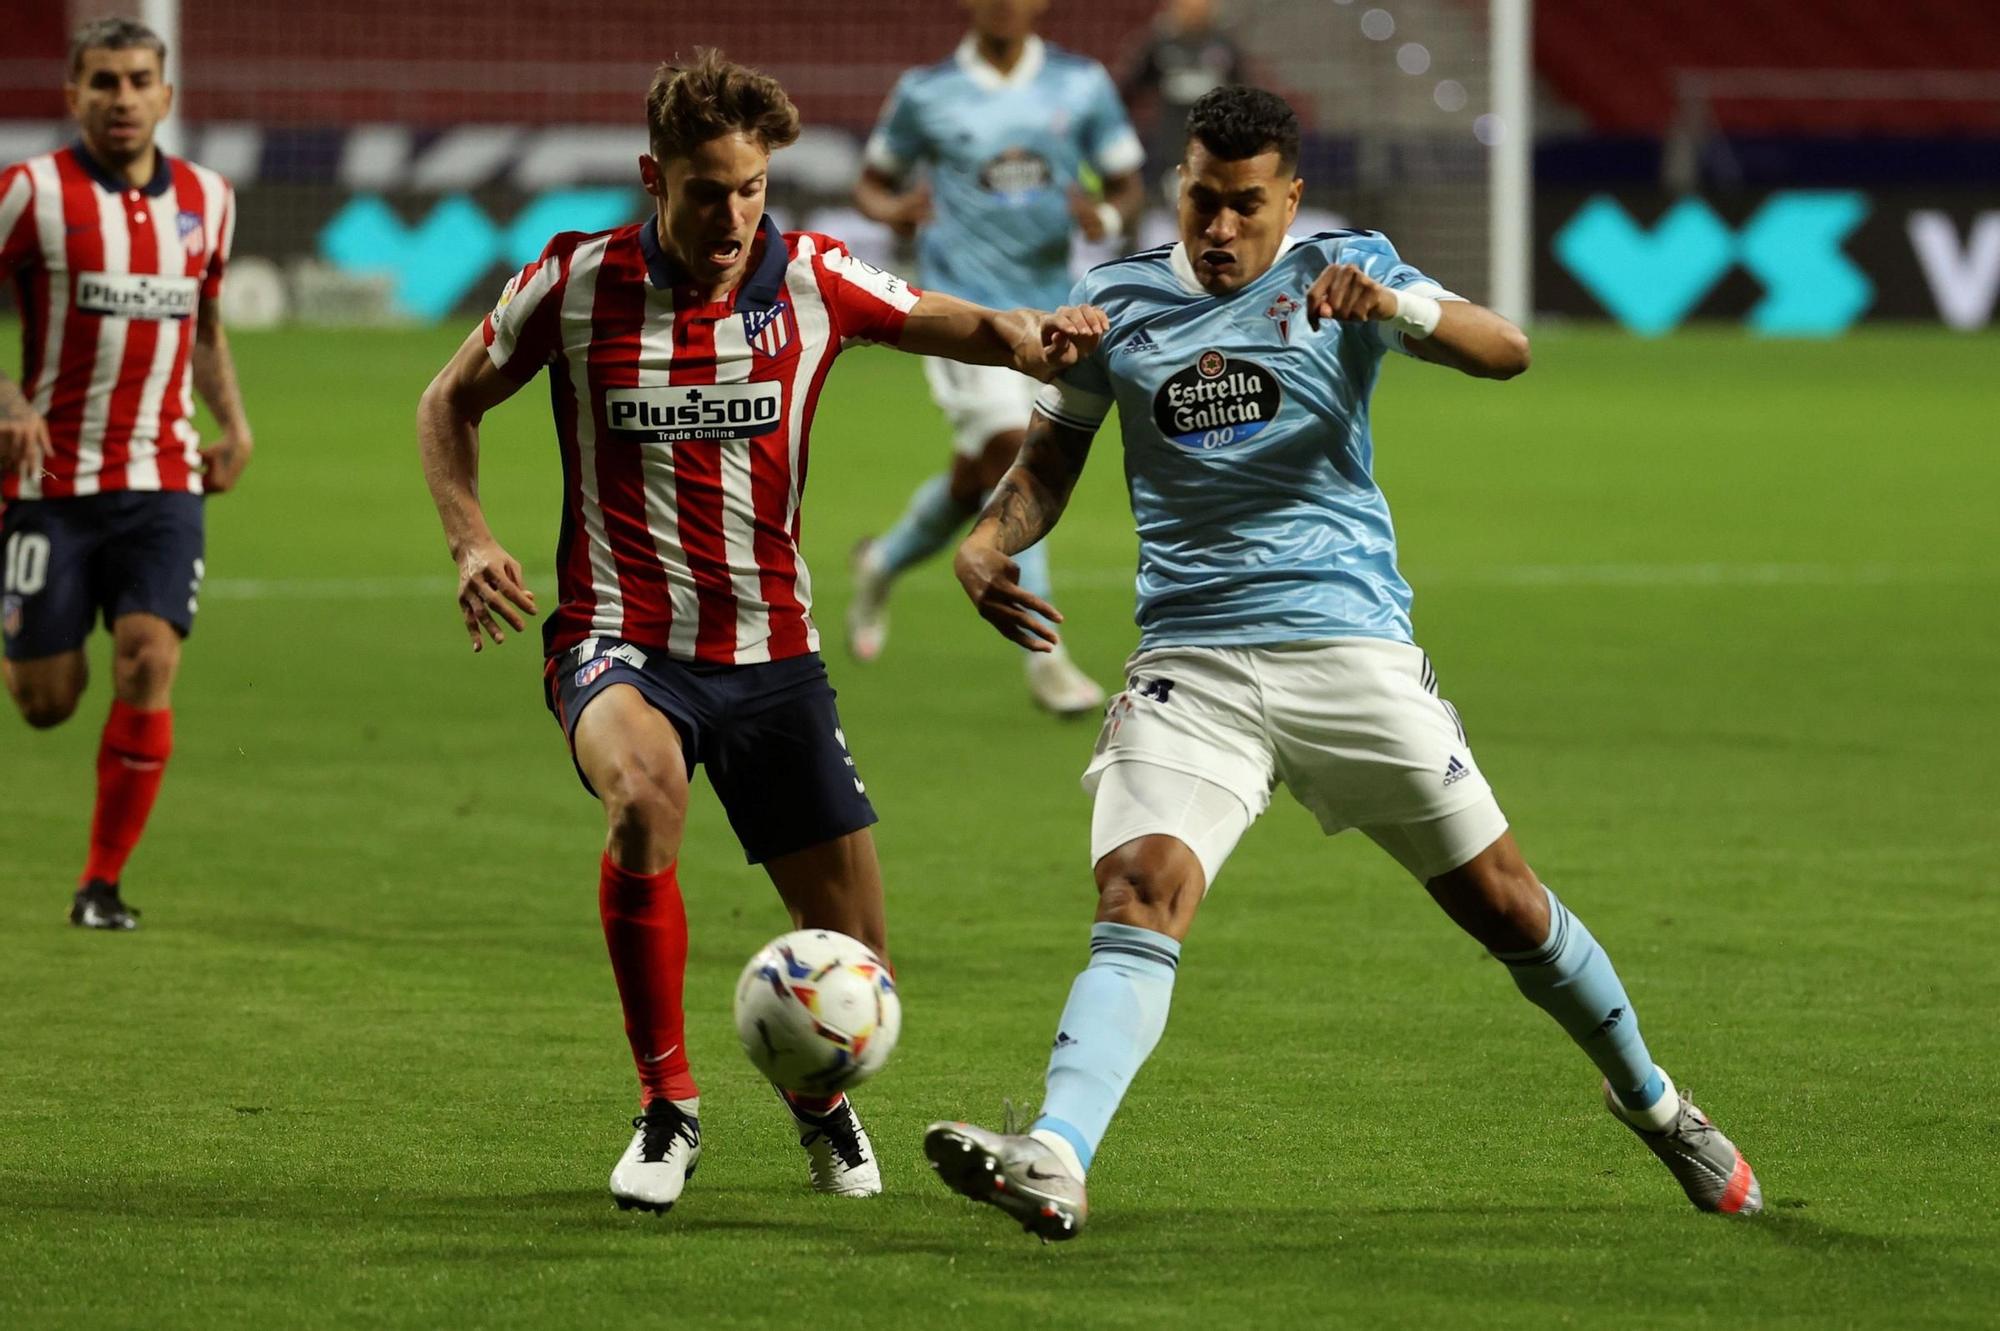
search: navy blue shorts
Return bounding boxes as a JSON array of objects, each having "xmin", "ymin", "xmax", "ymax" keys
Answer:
[
  {"xmin": 544, "ymin": 639, "xmax": 878, "ymax": 865},
  {"xmin": 2, "ymin": 493, "xmax": 205, "ymax": 661}
]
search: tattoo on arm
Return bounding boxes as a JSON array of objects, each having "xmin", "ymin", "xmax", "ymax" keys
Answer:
[{"xmin": 975, "ymin": 414, "xmax": 1095, "ymax": 554}]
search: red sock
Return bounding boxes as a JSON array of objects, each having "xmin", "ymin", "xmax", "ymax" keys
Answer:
[
  {"xmin": 82, "ymin": 701, "xmax": 173, "ymax": 885},
  {"xmin": 598, "ymin": 853, "xmax": 696, "ymax": 1106},
  {"xmin": 783, "ymin": 1090, "xmax": 845, "ymax": 1118}
]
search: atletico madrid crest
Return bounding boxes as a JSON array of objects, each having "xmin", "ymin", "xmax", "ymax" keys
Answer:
[{"xmin": 743, "ymin": 299, "xmax": 795, "ymax": 358}]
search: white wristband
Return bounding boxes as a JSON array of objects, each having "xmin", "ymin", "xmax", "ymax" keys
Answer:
[
  {"xmin": 1387, "ymin": 288, "xmax": 1442, "ymax": 340},
  {"xmin": 1093, "ymin": 201, "xmax": 1124, "ymax": 243}
]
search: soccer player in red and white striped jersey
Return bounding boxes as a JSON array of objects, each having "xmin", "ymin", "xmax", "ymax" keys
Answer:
[
  {"xmin": 0, "ymin": 19, "xmax": 255, "ymax": 931},
  {"xmin": 417, "ymin": 50, "xmax": 1106, "ymax": 1215}
]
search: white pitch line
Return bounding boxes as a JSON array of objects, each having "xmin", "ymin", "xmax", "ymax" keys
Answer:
[{"xmin": 200, "ymin": 562, "xmax": 1996, "ymax": 603}]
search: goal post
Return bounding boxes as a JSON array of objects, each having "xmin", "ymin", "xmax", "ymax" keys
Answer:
[{"xmin": 1489, "ymin": 0, "xmax": 1533, "ymax": 324}]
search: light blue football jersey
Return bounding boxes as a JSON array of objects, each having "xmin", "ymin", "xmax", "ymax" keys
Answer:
[
  {"xmin": 864, "ymin": 36, "xmax": 1144, "ymax": 311},
  {"xmin": 1037, "ymin": 232, "xmax": 1462, "ymax": 648}
]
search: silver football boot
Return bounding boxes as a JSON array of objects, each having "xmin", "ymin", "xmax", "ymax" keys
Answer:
[
  {"xmin": 1605, "ymin": 1071, "xmax": 1762, "ymax": 1215},
  {"xmin": 923, "ymin": 1119, "xmax": 1088, "ymax": 1242}
]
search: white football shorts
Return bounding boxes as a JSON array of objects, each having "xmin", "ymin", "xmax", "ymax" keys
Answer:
[
  {"xmin": 922, "ymin": 357, "xmax": 1042, "ymax": 458},
  {"xmin": 1082, "ymin": 638, "xmax": 1509, "ymax": 887}
]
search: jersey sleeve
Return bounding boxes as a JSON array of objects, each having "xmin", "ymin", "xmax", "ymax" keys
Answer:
[
  {"xmin": 1033, "ymin": 276, "xmax": 1115, "ymax": 432},
  {"xmin": 200, "ymin": 181, "xmax": 236, "ymax": 301},
  {"xmin": 1331, "ymin": 232, "xmax": 1466, "ymax": 358},
  {"xmin": 809, "ymin": 236, "xmax": 923, "ymax": 345},
  {"xmin": 0, "ymin": 164, "xmax": 38, "ymax": 281},
  {"xmin": 1080, "ymin": 64, "xmax": 1146, "ymax": 178},
  {"xmin": 862, "ymin": 72, "xmax": 928, "ymax": 179},
  {"xmin": 480, "ymin": 242, "xmax": 570, "ymax": 383}
]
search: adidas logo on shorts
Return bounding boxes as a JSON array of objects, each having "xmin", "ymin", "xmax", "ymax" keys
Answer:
[{"xmin": 1443, "ymin": 755, "xmax": 1471, "ymax": 787}]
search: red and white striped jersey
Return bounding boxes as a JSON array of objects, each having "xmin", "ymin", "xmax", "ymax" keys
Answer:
[
  {"xmin": 483, "ymin": 215, "xmax": 923, "ymax": 666},
  {"xmin": 0, "ymin": 144, "xmax": 235, "ymax": 501}
]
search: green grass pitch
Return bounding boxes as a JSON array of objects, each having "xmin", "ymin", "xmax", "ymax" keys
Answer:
[{"xmin": 2, "ymin": 324, "xmax": 1997, "ymax": 1328}]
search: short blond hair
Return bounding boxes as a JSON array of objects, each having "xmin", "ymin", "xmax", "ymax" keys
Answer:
[{"xmin": 646, "ymin": 49, "xmax": 801, "ymax": 162}]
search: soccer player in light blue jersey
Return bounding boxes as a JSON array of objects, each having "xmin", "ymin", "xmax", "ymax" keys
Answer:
[
  {"xmin": 923, "ymin": 86, "xmax": 1761, "ymax": 1240},
  {"xmin": 847, "ymin": 0, "xmax": 1146, "ymax": 716}
]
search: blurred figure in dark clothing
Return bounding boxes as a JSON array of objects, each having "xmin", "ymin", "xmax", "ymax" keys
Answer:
[{"xmin": 1120, "ymin": 0, "xmax": 1249, "ymax": 207}]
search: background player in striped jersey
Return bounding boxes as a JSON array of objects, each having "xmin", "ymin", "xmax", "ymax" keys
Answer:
[
  {"xmin": 416, "ymin": 50, "xmax": 1107, "ymax": 1217},
  {"xmin": 0, "ymin": 18, "xmax": 253, "ymax": 932},
  {"xmin": 924, "ymin": 86, "xmax": 1760, "ymax": 1238},
  {"xmin": 846, "ymin": 0, "xmax": 1146, "ymax": 716}
]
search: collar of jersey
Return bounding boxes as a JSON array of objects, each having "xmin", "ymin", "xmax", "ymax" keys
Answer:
[
  {"xmin": 68, "ymin": 140, "xmax": 173, "ymax": 198},
  {"xmin": 640, "ymin": 213, "xmax": 789, "ymax": 312},
  {"xmin": 955, "ymin": 34, "xmax": 1046, "ymax": 92},
  {"xmin": 1168, "ymin": 233, "xmax": 1299, "ymax": 298}
]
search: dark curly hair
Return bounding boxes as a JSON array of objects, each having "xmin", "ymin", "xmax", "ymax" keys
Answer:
[
  {"xmin": 647, "ymin": 48, "xmax": 801, "ymax": 162},
  {"xmin": 1184, "ymin": 85, "xmax": 1301, "ymax": 173}
]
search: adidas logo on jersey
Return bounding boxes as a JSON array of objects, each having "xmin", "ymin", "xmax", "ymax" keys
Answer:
[
  {"xmin": 1443, "ymin": 755, "xmax": 1471, "ymax": 787},
  {"xmin": 1125, "ymin": 328, "xmax": 1162, "ymax": 353}
]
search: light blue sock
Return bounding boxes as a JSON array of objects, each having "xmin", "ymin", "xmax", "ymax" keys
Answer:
[
  {"xmin": 1012, "ymin": 539, "xmax": 1056, "ymax": 650},
  {"xmin": 1494, "ymin": 886, "xmax": 1667, "ymax": 1111},
  {"xmin": 874, "ymin": 473, "xmax": 969, "ymax": 577},
  {"xmin": 1032, "ymin": 922, "xmax": 1181, "ymax": 1172}
]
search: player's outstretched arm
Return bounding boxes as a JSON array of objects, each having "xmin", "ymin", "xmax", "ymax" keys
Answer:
[
  {"xmin": 1306, "ymin": 262, "xmax": 1531, "ymax": 380},
  {"xmin": 416, "ymin": 329, "xmax": 538, "ymax": 652},
  {"xmin": 896, "ymin": 292, "xmax": 1110, "ymax": 381},
  {"xmin": 192, "ymin": 301, "xmax": 255, "ymax": 492},
  {"xmin": 0, "ymin": 371, "xmax": 50, "ymax": 482},
  {"xmin": 953, "ymin": 410, "xmax": 1098, "ymax": 652}
]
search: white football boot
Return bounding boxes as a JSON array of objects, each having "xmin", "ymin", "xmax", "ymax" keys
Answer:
[
  {"xmin": 1025, "ymin": 647, "xmax": 1105, "ymax": 718},
  {"xmin": 785, "ymin": 1092, "xmax": 881, "ymax": 1196},
  {"xmin": 609, "ymin": 1097, "xmax": 701, "ymax": 1214},
  {"xmin": 924, "ymin": 1119, "xmax": 1088, "ymax": 1241},
  {"xmin": 846, "ymin": 539, "xmax": 891, "ymax": 664}
]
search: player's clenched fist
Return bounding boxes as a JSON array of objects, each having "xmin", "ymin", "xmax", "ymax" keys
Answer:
[
  {"xmin": 0, "ymin": 404, "xmax": 51, "ymax": 478},
  {"xmin": 1307, "ymin": 262, "xmax": 1399, "ymax": 329},
  {"xmin": 1018, "ymin": 304, "xmax": 1110, "ymax": 380},
  {"xmin": 454, "ymin": 536, "xmax": 537, "ymax": 652}
]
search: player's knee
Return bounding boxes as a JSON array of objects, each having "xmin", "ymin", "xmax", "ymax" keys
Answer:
[
  {"xmin": 14, "ymin": 688, "xmax": 80, "ymax": 729},
  {"xmin": 1092, "ymin": 841, "xmax": 1202, "ymax": 937},
  {"xmin": 598, "ymin": 758, "xmax": 686, "ymax": 866},
  {"xmin": 112, "ymin": 633, "xmax": 180, "ymax": 701},
  {"xmin": 946, "ymin": 452, "xmax": 990, "ymax": 509},
  {"xmin": 1434, "ymin": 849, "xmax": 1547, "ymax": 953},
  {"xmin": 975, "ymin": 433, "xmax": 1020, "ymax": 490}
]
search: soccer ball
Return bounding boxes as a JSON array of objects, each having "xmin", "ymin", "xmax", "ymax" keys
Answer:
[{"xmin": 733, "ymin": 929, "xmax": 900, "ymax": 1095}]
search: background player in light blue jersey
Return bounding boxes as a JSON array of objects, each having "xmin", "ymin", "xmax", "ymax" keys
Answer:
[
  {"xmin": 923, "ymin": 87, "xmax": 1762, "ymax": 1240},
  {"xmin": 847, "ymin": 0, "xmax": 1146, "ymax": 716}
]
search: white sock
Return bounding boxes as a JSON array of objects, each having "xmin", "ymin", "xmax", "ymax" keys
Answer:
[
  {"xmin": 1029, "ymin": 1128, "xmax": 1087, "ymax": 1180},
  {"xmin": 1609, "ymin": 1068, "xmax": 1680, "ymax": 1133}
]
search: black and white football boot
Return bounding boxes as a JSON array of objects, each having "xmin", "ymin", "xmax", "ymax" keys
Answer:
[
  {"xmin": 610, "ymin": 1097, "xmax": 701, "ymax": 1214},
  {"xmin": 783, "ymin": 1091, "xmax": 881, "ymax": 1196},
  {"xmin": 68, "ymin": 879, "xmax": 139, "ymax": 931}
]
